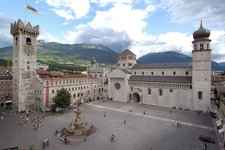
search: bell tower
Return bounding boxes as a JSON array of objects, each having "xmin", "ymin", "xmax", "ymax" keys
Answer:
[
  {"xmin": 192, "ymin": 21, "xmax": 211, "ymax": 112},
  {"xmin": 10, "ymin": 19, "xmax": 39, "ymax": 112},
  {"xmin": 117, "ymin": 49, "xmax": 136, "ymax": 69}
]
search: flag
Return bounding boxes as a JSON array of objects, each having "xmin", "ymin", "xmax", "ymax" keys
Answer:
[{"xmin": 27, "ymin": 4, "xmax": 39, "ymax": 14}]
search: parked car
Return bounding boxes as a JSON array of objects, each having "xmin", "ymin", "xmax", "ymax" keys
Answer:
[{"xmin": 199, "ymin": 135, "xmax": 216, "ymax": 143}]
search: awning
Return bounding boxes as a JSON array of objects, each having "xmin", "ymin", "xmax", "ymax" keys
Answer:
[
  {"xmin": 218, "ymin": 128, "xmax": 224, "ymax": 133},
  {"xmin": 217, "ymin": 121, "xmax": 222, "ymax": 126}
]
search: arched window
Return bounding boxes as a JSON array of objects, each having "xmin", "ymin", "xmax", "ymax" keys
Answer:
[{"xmin": 26, "ymin": 37, "xmax": 31, "ymax": 45}]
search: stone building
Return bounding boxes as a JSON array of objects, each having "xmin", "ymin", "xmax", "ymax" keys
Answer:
[
  {"xmin": 35, "ymin": 70, "xmax": 104, "ymax": 111},
  {"xmin": 0, "ymin": 69, "xmax": 13, "ymax": 107},
  {"xmin": 108, "ymin": 22, "xmax": 212, "ymax": 112},
  {"xmin": 11, "ymin": 19, "xmax": 212, "ymax": 113},
  {"xmin": 11, "ymin": 19, "xmax": 39, "ymax": 112}
]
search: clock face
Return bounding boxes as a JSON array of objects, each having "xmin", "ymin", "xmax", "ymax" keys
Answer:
[
  {"xmin": 24, "ymin": 47, "xmax": 32, "ymax": 54},
  {"xmin": 114, "ymin": 82, "xmax": 121, "ymax": 89}
]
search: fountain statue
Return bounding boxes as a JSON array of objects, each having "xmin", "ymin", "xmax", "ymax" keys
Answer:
[{"xmin": 56, "ymin": 104, "xmax": 96, "ymax": 142}]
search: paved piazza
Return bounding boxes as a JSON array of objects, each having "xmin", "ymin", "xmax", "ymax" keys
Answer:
[{"xmin": 0, "ymin": 100, "xmax": 222, "ymax": 150}]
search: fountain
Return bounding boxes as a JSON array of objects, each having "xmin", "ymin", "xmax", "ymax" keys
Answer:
[{"xmin": 56, "ymin": 105, "xmax": 96, "ymax": 142}]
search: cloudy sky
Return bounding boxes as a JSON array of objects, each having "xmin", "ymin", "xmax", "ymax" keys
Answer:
[{"xmin": 0, "ymin": 0, "xmax": 225, "ymax": 62}]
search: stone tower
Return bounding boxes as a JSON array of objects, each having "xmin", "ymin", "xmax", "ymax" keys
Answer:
[
  {"xmin": 91, "ymin": 57, "xmax": 96, "ymax": 68},
  {"xmin": 192, "ymin": 21, "xmax": 211, "ymax": 112},
  {"xmin": 10, "ymin": 19, "xmax": 39, "ymax": 112},
  {"xmin": 117, "ymin": 49, "xmax": 136, "ymax": 69}
]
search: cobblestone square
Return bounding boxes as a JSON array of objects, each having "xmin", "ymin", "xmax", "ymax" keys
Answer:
[{"xmin": 0, "ymin": 101, "xmax": 222, "ymax": 150}]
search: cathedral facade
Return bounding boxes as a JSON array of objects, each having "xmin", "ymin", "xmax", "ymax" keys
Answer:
[{"xmin": 107, "ymin": 22, "xmax": 212, "ymax": 112}]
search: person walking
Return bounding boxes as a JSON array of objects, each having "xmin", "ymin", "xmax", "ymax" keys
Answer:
[
  {"xmin": 124, "ymin": 119, "xmax": 126, "ymax": 124},
  {"xmin": 64, "ymin": 136, "xmax": 68, "ymax": 144},
  {"xmin": 143, "ymin": 111, "xmax": 146, "ymax": 115},
  {"xmin": 84, "ymin": 136, "xmax": 87, "ymax": 141},
  {"xmin": 204, "ymin": 143, "xmax": 207, "ymax": 150},
  {"xmin": 26, "ymin": 110, "xmax": 29, "ymax": 118},
  {"xmin": 104, "ymin": 112, "xmax": 106, "ymax": 117}
]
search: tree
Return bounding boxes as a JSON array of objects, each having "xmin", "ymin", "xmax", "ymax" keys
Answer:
[{"xmin": 53, "ymin": 88, "xmax": 71, "ymax": 111}]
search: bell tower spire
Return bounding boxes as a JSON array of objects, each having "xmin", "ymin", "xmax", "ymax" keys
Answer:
[{"xmin": 192, "ymin": 21, "xmax": 211, "ymax": 112}]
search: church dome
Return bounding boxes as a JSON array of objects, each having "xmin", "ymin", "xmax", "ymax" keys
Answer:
[{"xmin": 193, "ymin": 21, "xmax": 210, "ymax": 39}]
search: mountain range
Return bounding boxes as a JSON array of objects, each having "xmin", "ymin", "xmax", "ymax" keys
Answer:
[
  {"xmin": 138, "ymin": 51, "xmax": 225, "ymax": 71},
  {"xmin": 0, "ymin": 41, "xmax": 224, "ymax": 71}
]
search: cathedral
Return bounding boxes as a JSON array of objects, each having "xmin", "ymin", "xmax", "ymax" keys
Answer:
[
  {"xmin": 95, "ymin": 21, "xmax": 212, "ymax": 112},
  {"xmin": 11, "ymin": 19, "xmax": 211, "ymax": 112}
]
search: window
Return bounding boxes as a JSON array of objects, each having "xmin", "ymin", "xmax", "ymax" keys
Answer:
[
  {"xmin": 194, "ymin": 44, "xmax": 197, "ymax": 50},
  {"xmin": 123, "ymin": 64, "xmax": 125, "ymax": 66},
  {"xmin": 27, "ymin": 67, "xmax": 30, "ymax": 70},
  {"xmin": 159, "ymin": 89, "xmax": 163, "ymax": 96},
  {"xmin": 170, "ymin": 89, "xmax": 173, "ymax": 92},
  {"xmin": 185, "ymin": 71, "xmax": 189, "ymax": 76},
  {"xmin": 15, "ymin": 37, "xmax": 18, "ymax": 45},
  {"xmin": 148, "ymin": 88, "xmax": 151, "ymax": 95},
  {"xmin": 198, "ymin": 91, "xmax": 202, "ymax": 99},
  {"xmin": 52, "ymin": 90, "xmax": 54, "ymax": 94},
  {"xmin": 162, "ymin": 72, "xmax": 164, "ymax": 75},
  {"xmin": 200, "ymin": 43, "xmax": 203, "ymax": 50},
  {"xmin": 134, "ymin": 72, "xmax": 136, "ymax": 75},
  {"xmin": 142, "ymin": 72, "xmax": 144, "ymax": 75},
  {"xmin": 151, "ymin": 72, "xmax": 153, "ymax": 75},
  {"xmin": 173, "ymin": 71, "xmax": 176, "ymax": 75},
  {"xmin": 207, "ymin": 44, "xmax": 209, "ymax": 49},
  {"xmin": 26, "ymin": 37, "xmax": 31, "ymax": 45}
]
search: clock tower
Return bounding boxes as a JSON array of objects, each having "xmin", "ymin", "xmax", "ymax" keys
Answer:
[{"xmin": 10, "ymin": 19, "xmax": 39, "ymax": 112}]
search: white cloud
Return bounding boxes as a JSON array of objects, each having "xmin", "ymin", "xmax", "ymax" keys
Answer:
[
  {"xmin": 0, "ymin": 12, "xmax": 13, "ymax": 48},
  {"xmin": 91, "ymin": 0, "xmax": 155, "ymax": 7},
  {"xmin": 161, "ymin": 0, "xmax": 225, "ymax": 29},
  {"xmin": 64, "ymin": 2, "xmax": 156, "ymax": 53},
  {"xmin": 129, "ymin": 32, "xmax": 193, "ymax": 58},
  {"xmin": 51, "ymin": 8, "xmax": 74, "ymax": 21},
  {"xmin": 33, "ymin": 0, "xmax": 225, "ymax": 62},
  {"xmin": 44, "ymin": 0, "xmax": 90, "ymax": 20},
  {"xmin": 38, "ymin": 30, "xmax": 60, "ymax": 43},
  {"xmin": 211, "ymin": 31, "xmax": 225, "ymax": 55}
]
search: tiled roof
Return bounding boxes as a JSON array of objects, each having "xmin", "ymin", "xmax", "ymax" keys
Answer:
[
  {"xmin": 120, "ymin": 49, "xmax": 135, "ymax": 56},
  {"xmin": 129, "ymin": 75, "xmax": 192, "ymax": 83},
  {"xmin": 0, "ymin": 71, "xmax": 13, "ymax": 80},
  {"xmin": 132, "ymin": 62, "xmax": 192, "ymax": 69}
]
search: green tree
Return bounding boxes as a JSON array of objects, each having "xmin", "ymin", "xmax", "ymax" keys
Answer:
[{"xmin": 53, "ymin": 88, "xmax": 71, "ymax": 111}]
